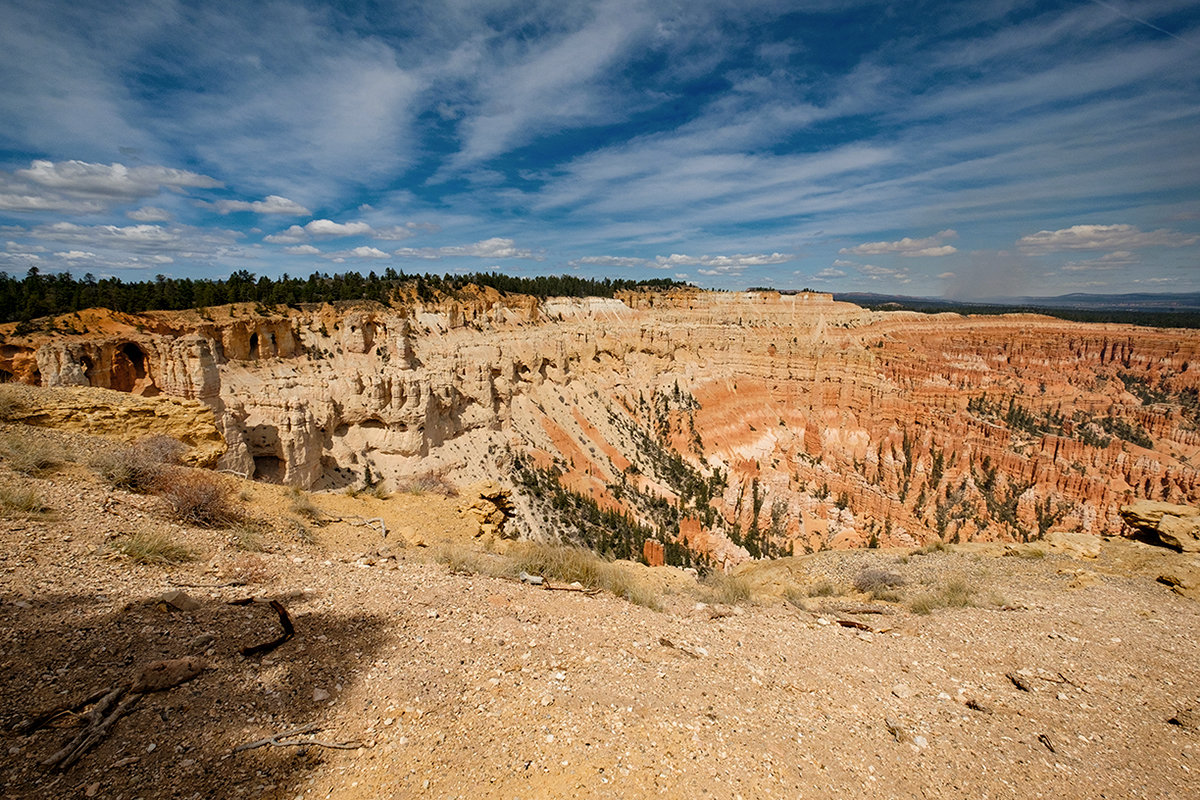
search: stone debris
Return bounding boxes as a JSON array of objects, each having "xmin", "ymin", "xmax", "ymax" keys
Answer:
[
  {"xmin": 156, "ymin": 590, "xmax": 201, "ymax": 612},
  {"xmin": 459, "ymin": 482, "xmax": 515, "ymax": 539}
]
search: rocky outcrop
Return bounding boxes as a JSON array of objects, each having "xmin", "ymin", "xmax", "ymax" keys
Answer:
[
  {"xmin": 1121, "ymin": 501, "xmax": 1200, "ymax": 552},
  {"xmin": 459, "ymin": 481, "xmax": 516, "ymax": 540},
  {"xmin": 0, "ymin": 383, "xmax": 225, "ymax": 466}
]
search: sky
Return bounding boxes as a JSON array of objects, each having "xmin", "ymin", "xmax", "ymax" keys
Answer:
[{"xmin": 1, "ymin": 0, "xmax": 1198, "ymax": 297}]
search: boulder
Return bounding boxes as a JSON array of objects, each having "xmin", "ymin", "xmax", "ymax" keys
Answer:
[{"xmin": 1121, "ymin": 501, "xmax": 1200, "ymax": 552}]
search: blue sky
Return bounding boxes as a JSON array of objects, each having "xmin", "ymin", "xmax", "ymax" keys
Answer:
[{"xmin": 1, "ymin": 0, "xmax": 1198, "ymax": 297}]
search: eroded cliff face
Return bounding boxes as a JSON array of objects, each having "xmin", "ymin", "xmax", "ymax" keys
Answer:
[{"xmin": 2, "ymin": 289, "xmax": 1198, "ymax": 566}]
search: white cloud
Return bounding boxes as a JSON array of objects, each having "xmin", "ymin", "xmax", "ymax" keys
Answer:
[
  {"xmin": 1060, "ymin": 250, "xmax": 1140, "ymax": 272},
  {"xmin": 17, "ymin": 160, "xmax": 221, "ymax": 198},
  {"xmin": 55, "ymin": 250, "xmax": 98, "ymax": 260},
  {"xmin": 283, "ymin": 244, "xmax": 321, "ymax": 255},
  {"xmin": 0, "ymin": 160, "xmax": 221, "ymax": 214},
  {"xmin": 264, "ymin": 225, "xmax": 307, "ymax": 244},
  {"xmin": 840, "ymin": 229, "xmax": 958, "ymax": 257},
  {"xmin": 394, "ymin": 237, "xmax": 537, "ymax": 260},
  {"xmin": 6, "ymin": 241, "xmax": 45, "ymax": 253},
  {"xmin": 304, "ymin": 219, "xmax": 373, "ymax": 237},
  {"xmin": 127, "ymin": 206, "xmax": 172, "ymax": 222},
  {"xmin": 655, "ymin": 252, "xmax": 793, "ymax": 269},
  {"xmin": 214, "ymin": 195, "xmax": 311, "ymax": 215},
  {"xmin": 1018, "ymin": 224, "xmax": 1198, "ymax": 254},
  {"xmin": 21, "ymin": 222, "xmax": 244, "ymax": 268},
  {"xmin": 36, "ymin": 222, "xmax": 181, "ymax": 246},
  {"xmin": 331, "ymin": 245, "xmax": 389, "ymax": 259},
  {"xmin": 937, "ymin": 271, "xmax": 957, "ymax": 279},
  {"xmin": 568, "ymin": 255, "xmax": 647, "ymax": 268},
  {"xmin": 815, "ymin": 268, "xmax": 846, "ymax": 279}
]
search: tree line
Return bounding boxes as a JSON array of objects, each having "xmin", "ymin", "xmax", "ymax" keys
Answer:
[{"xmin": 0, "ymin": 267, "xmax": 690, "ymax": 323}]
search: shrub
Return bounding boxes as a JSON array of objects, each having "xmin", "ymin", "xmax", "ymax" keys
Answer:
[
  {"xmin": 0, "ymin": 485, "xmax": 49, "ymax": 516},
  {"xmin": 853, "ymin": 568, "xmax": 905, "ymax": 595},
  {"xmin": 92, "ymin": 435, "xmax": 186, "ymax": 491},
  {"xmin": 911, "ymin": 540, "xmax": 950, "ymax": 556},
  {"xmin": 0, "ymin": 433, "xmax": 64, "ymax": 475},
  {"xmin": 395, "ymin": 471, "xmax": 458, "ymax": 497},
  {"xmin": 109, "ymin": 530, "xmax": 192, "ymax": 565},
  {"xmin": 156, "ymin": 468, "xmax": 237, "ymax": 527}
]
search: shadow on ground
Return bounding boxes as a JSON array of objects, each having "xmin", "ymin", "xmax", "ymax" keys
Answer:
[{"xmin": 0, "ymin": 589, "xmax": 390, "ymax": 799}]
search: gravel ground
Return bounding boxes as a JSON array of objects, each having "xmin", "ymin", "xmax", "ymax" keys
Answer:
[{"xmin": 1, "ymin": 425, "xmax": 1199, "ymax": 799}]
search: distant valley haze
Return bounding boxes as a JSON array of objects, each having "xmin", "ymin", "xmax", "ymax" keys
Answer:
[{"xmin": 0, "ymin": 0, "xmax": 1197, "ymax": 296}]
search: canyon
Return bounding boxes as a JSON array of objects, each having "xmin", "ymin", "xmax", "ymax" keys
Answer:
[{"xmin": 2, "ymin": 288, "xmax": 1198, "ymax": 566}]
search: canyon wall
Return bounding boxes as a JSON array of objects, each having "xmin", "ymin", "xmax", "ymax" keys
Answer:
[{"xmin": 3, "ymin": 289, "xmax": 1198, "ymax": 566}]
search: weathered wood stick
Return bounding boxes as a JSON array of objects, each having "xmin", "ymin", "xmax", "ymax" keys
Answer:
[
  {"xmin": 16, "ymin": 686, "xmax": 111, "ymax": 735},
  {"xmin": 57, "ymin": 694, "xmax": 141, "ymax": 772},
  {"xmin": 234, "ymin": 723, "xmax": 321, "ymax": 752},
  {"xmin": 40, "ymin": 686, "xmax": 124, "ymax": 769},
  {"xmin": 240, "ymin": 599, "xmax": 295, "ymax": 657}
]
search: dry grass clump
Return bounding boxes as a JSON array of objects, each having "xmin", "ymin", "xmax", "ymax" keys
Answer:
[
  {"xmin": 395, "ymin": 471, "xmax": 458, "ymax": 497},
  {"xmin": 91, "ymin": 435, "xmax": 186, "ymax": 491},
  {"xmin": 434, "ymin": 540, "xmax": 663, "ymax": 610},
  {"xmin": 108, "ymin": 530, "xmax": 192, "ymax": 565},
  {"xmin": 0, "ymin": 432, "xmax": 65, "ymax": 475},
  {"xmin": 229, "ymin": 521, "xmax": 270, "ymax": 552},
  {"xmin": 911, "ymin": 540, "xmax": 951, "ymax": 556},
  {"xmin": 287, "ymin": 487, "xmax": 321, "ymax": 520},
  {"xmin": 698, "ymin": 570, "xmax": 753, "ymax": 606},
  {"xmin": 435, "ymin": 542, "xmax": 497, "ymax": 576},
  {"xmin": 156, "ymin": 467, "xmax": 238, "ymax": 528},
  {"xmin": 509, "ymin": 542, "xmax": 662, "ymax": 610},
  {"xmin": 909, "ymin": 577, "xmax": 976, "ymax": 615},
  {"xmin": 0, "ymin": 385, "xmax": 26, "ymax": 421},
  {"xmin": 808, "ymin": 580, "xmax": 840, "ymax": 597},
  {"xmin": 0, "ymin": 485, "xmax": 49, "ymax": 516},
  {"xmin": 220, "ymin": 553, "xmax": 272, "ymax": 585}
]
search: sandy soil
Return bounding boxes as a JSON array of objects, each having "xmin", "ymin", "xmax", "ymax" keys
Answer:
[{"xmin": 1, "ymin": 424, "xmax": 1199, "ymax": 800}]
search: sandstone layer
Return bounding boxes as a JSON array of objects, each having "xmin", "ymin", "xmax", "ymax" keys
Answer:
[{"xmin": 2, "ymin": 289, "xmax": 1198, "ymax": 564}]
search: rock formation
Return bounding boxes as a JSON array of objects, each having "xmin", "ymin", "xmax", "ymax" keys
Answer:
[
  {"xmin": 1120, "ymin": 500, "xmax": 1200, "ymax": 552},
  {"xmin": 2, "ymin": 288, "xmax": 1198, "ymax": 565}
]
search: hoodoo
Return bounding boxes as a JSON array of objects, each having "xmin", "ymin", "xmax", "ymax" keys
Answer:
[{"xmin": 2, "ymin": 289, "xmax": 1198, "ymax": 567}]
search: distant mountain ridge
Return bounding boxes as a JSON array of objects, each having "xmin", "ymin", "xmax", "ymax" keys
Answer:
[{"xmin": 834, "ymin": 291, "xmax": 1200, "ymax": 312}]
